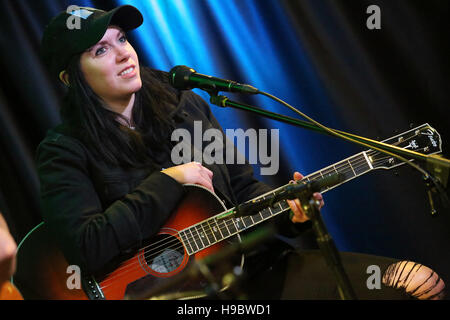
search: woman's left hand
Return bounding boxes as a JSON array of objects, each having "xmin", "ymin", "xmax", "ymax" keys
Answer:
[{"xmin": 287, "ymin": 172, "xmax": 324, "ymax": 223}]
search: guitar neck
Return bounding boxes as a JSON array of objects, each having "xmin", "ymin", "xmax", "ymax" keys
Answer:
[
  {"xmin": 301, "ymin": 150, "xmax": 374, "ymax": 193},
  {"xmin": 179, "ymin": 151, "xmax": 374, "ymax": 255}
]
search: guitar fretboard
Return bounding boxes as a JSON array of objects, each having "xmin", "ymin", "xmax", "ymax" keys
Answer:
[{"xmin": 178, "ymin": 151, "xmax": 374, "ymax": 255}]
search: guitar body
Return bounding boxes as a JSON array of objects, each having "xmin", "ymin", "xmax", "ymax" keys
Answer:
[{"xmin": 13, "ymin": 185, "xmax": 241, "ymax": 300}]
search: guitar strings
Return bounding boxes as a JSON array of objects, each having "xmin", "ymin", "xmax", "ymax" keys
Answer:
[
  {"xmin": 100, "ymin": 154, "xmax": 372, "ymax": 287},
  {"xmin": 100, "ymin": 159, "xmax": 412, "ymax": 291},
  {"xmin": 100, "ymin": 149, "xmax": 411, "ymax": 291},
  {"xmin": 106, "ymin": 137, "xmax": 420, "ymax": 281},
  {"xmin": 99, "ymin": 146, "xmax": 423, "ymax": 290},
  {"xmin": 121, "ymin": 144, "xmax": 407, "ymax": 259},
  {"xmin": 99, "ymin": 141, "xmax": 429, "ymax": 291},
  {"xmin": 117, "ymin": 131, "xmax": 427, "ymax": 273},
  {"xmin": 105, "ymin": 131, "xmax": 425, "ymax": 281}
]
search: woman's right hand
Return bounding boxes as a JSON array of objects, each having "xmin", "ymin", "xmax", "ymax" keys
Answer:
[{"xmin": 161, "ymin": 162, "xmax": 214, "ymax": 193}]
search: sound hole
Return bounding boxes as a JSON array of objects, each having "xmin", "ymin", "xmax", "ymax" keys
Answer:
[{"xmin": 144, "ymin": 234, "xmax": 185, "ymax": 274}]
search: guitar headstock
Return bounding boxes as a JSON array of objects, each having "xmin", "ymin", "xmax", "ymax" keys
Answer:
[{"xmin": 369, "ymin": 124, "xmax": 442, "ymax": 170}]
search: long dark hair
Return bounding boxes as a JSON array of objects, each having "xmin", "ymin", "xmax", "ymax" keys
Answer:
[{"xmin": 61, "ymin": 54, "xmax": 179, "ymax": 168}]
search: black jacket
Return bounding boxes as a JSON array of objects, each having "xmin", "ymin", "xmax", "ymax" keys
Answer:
[{"xmin": 36, "ymin": 87, "xmax": 310, "ymax": 275}]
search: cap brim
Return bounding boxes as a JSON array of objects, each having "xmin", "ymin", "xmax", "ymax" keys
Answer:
[
  {"xmin": 85, "ymin": 5, "xmax": 143, "ymax": 51},
  {"xmin": 108, "ymin": 5, "xmax": 143, "ymax": 32}
]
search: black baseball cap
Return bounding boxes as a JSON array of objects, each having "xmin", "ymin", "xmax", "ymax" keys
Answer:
[{"xmin": 41, "ymin": 5, "xmax": 143, "ymax": 80}]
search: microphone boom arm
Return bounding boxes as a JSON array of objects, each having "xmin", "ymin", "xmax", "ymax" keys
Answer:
[
  {"xmin": 208, "ymin": 93, "xmax": 450, "ymax": 212},
  {"xmin": 209, "ymin": 95, "xmax": 447, "ymax": 170}
]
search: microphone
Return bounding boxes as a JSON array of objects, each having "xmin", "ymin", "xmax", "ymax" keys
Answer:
[
  {"xmin": 234, "ymin": 173, "xmax": 345, "ymax": 217},
  {"xmin": 169, "ymin": 65, "xmax": 259, "ymax": 94}
]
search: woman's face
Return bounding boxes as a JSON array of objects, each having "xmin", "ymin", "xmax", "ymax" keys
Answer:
[{"xmin": 80, "ymin": 26, "xmax": 142, "ymax": 107}]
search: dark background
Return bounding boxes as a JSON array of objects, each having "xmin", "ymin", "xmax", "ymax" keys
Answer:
[{"xmin": 0, "ymin": 0, "xmax": 449, "ymax": 296}]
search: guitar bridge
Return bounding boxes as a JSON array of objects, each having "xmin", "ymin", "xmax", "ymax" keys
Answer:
[{"xmin": 82, "ymin": 276, "xmax": 105, "ymax": 300}]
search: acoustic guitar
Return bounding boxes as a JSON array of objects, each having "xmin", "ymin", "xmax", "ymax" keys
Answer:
[{"xmin": 12, "ymin": 124, "xmax": 442, "ymax": 299}]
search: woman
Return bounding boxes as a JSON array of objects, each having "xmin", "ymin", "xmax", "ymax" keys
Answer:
[{"xmin": 36, "ymin": 5, "xmax": 445, "ymax": 300}]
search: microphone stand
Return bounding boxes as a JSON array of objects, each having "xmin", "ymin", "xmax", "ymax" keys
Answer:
[
  {"xmin": 207, "ymin": 91, "xmax": 450, "ymax": 300},
  {"xmin": 303, "ymin": 196, "xmax": 357, "ymax": 300},
  {"xmin": 208, "ymin": 93, "xmax": 450, "ymax": 212}
]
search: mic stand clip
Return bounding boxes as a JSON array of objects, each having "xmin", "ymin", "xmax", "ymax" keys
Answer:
[{"xmin": 423, "ymin": 174, "xmax": 450, "ymax": 216}]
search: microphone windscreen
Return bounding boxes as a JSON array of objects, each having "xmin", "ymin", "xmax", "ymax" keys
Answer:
[{"xmin": 169, "ymin": 65, "xmax": 195, "ymax": 89}]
